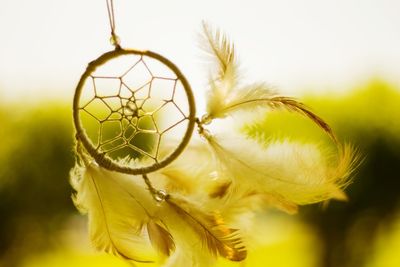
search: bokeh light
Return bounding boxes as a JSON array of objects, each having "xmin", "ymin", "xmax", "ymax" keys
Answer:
[{"xmin": 1, "ymin": 1, "xmax": 399, "ymax": 266}]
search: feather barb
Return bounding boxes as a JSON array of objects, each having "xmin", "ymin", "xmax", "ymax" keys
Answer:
[
  {"xmin": 166, "ymin": 195, "xmax": 247, "ymax": 261},
  {"xmin": 147, "ymin": 220, "xmax": 175, "ymax": 257},
  {"xmin": 201, "ymin": 21, "xmax": 236, "ymax": 80}
]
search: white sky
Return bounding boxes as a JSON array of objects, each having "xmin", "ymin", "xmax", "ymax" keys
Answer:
[{"xmin": 0, "ymin": 0, "xmax": 399, "ymax": 105}]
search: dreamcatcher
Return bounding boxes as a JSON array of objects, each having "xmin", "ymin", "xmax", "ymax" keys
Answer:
[{"xmin": 70, "ymin": 1, "xmax": 359, "ymax": 266}]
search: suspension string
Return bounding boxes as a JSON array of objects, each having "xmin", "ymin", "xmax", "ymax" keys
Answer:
[
  {"xmin": 106, "ymin": 0, "xmax": 121, "ymax": 49},
  {"xmin": 106, "ymin": 0, "xmax": 116, "ymax": 32}
]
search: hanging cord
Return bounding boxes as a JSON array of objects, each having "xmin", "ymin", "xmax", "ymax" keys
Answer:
[{"xmin": 106, "ymin": 0, "xmax": 121, "ymax": 49}]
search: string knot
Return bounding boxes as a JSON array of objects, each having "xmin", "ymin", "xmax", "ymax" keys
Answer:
[{"xmin": 110, "ymin": 32, "xmax": 121, "ymax": 49}]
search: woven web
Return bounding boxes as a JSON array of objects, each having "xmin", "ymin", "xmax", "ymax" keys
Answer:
[{"xmin": 78, "ymin": 54, "xmax": 190, "ymax": 166}]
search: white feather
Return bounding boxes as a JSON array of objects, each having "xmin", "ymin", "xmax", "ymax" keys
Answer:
[
  {"xmin": 206, "ymin": 134, "xmax": 358, "ymax": 206},
  {"xmin": 155, "ymin": 140, "xmax": 215, "ymax": 197},
  {"xmin": 206, "ymin": 82, "xmax": 276, "ymax": 120},
  {"xmin": 200, "ymin": 22, "xmax": 242, "ymax": 122},
  {"xmin": 201, "ymin": 23, "xmax": 337, "ymax": 142}
]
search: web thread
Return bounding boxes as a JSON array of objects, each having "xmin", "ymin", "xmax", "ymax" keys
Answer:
[{"xmin": 78, "ymin": 54, "xmax": 191, "ymax": 167}]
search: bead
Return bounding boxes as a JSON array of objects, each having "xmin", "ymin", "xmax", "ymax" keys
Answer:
[
  {"xmin": 110, "ymin": 34, "xmax": 120, "ymax": 47},
  {"xmin": 201, "ymin": 114, "xmax": 212, "ymax": 125},
  {"xmin": 154, "ymin": 190, "xmax": 168, "ymax": 202}
]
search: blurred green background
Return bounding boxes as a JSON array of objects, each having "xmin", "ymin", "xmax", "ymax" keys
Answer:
[{"xmin": 1, "ymin": 80, "xmax": 400, "ymax": 267}]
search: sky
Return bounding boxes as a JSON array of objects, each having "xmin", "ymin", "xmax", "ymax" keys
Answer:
[{"xmin": 0, "ymin": 0, "xmax": 399, "ymax": 104}]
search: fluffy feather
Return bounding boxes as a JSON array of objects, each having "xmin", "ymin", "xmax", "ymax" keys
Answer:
[
  {"xmin": 163, "ymin": 195, "xmax": 247, "ymax": 262},
  {"xmin": 201, "ymin": 24, "xmax": 335, "ymax": 142},
  {"xmin": 205, "ymin": 134, "xmax": 359, "ymax": 206},
  {"xmin": 205, "ymin": 82, "xmax": 273, "ymax": 121},
  {"xmin": 150, "ymin": 141, "xmax": 260, "ymax": 232},
  {"xmin": 70, "ymin": 160, "xmax": 247, "ymax": 266},
  {"xmin": 201, "ymin": 21, "xmax": 237, "ymax": 84},
  {"xmin": 152, "ymin": 140, "xmax": 217, "ymax": 199},
  {"xmin": 153, "ymin": 139, "xmax": 296, "ymax": 218},
  {"xmin": 199, "ymin": 22, "xmax": 357, "ymax": 212},
  {"xmin": 153, "ymin": 194, "xmax": 220, "ymax": 267},
  {"xmin": 70, "ymin": 162, "xmax": 159, "ymax": 262},
  {"xmin": 201, "ymin": 22, "xmax": 240, "ymax": 121}
]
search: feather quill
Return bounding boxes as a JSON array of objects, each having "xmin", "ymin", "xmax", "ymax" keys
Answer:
[{"xmin": 217, "ymin": 84, "xmax": 336, "ymax": 141}]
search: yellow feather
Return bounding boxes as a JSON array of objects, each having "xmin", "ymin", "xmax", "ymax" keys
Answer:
[
  {"xmin": 147, "ymin": 220, "xmax": 175, "ymax": 257},
  {"xmin": 206, "ymin": 134, "xmax": 359, "ymax": 206},
  {"xmin": 155, "ymin": 141, "xmax": 216, "ymax": 198},
  {"xmin": 71, "ymin": 160, "xmax": 246, "ymax": 266},
  {"xmin": 201, "ymin": 22, "xmax": 337, "ymax": 144},
  {"xmin": 201, "ymin": 21, "xmax": 237, "ymax": 84},
  {"xmin": 161, "ymin": 195, "xmax": 247, "ymax": 263},
  {"xmin": 70, "ymin": 162, "xmax": 158, "ymax": 263},
  {"xmin": 169, "ymin": 196, "xmax": 247, "ymax": 261},
  {"xmin": 200, "ymin": 22, "xmax": 240, "ymax": 121}
]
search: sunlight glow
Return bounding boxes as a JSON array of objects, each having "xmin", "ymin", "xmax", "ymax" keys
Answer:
[{"xmin": 1, "ymin": 0, "xmax": 399, "ymax": 102}]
